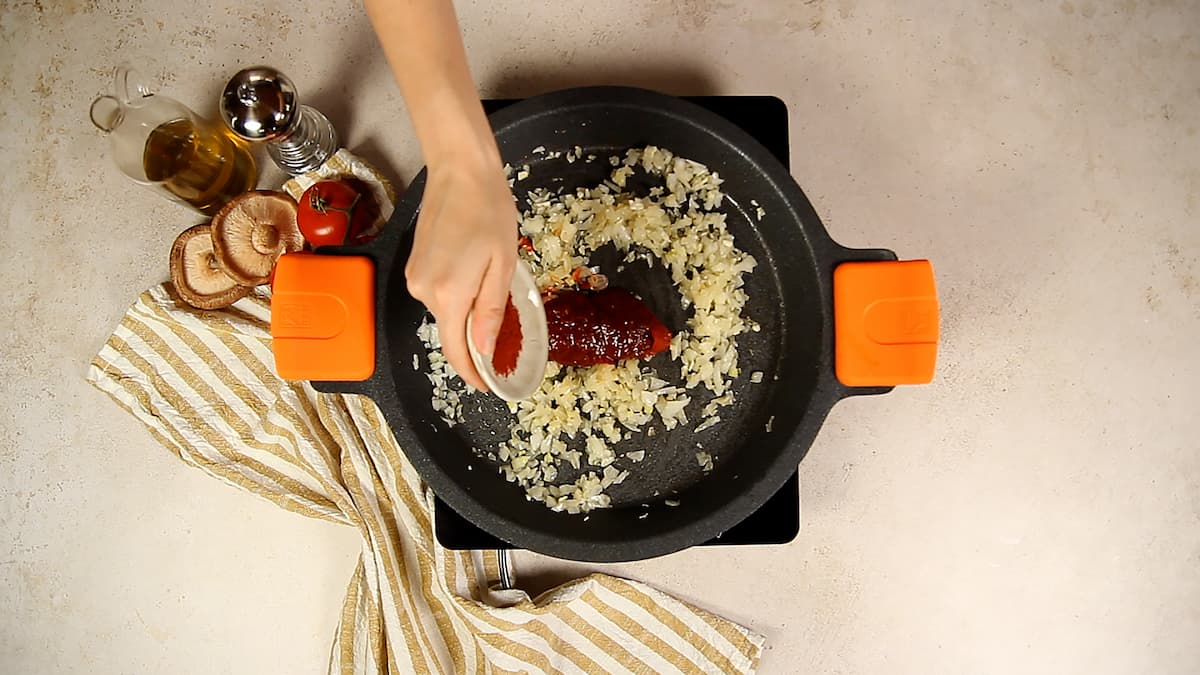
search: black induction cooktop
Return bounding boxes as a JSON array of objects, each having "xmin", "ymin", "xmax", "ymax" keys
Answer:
[{"xmin": 434, "ymin": 95, "xmax": 800, "ymax": 551}]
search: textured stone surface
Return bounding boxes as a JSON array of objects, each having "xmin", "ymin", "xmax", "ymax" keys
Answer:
[{"xmin": 1, "ymin": 0, "xmax": 1197, "ymax": 672}]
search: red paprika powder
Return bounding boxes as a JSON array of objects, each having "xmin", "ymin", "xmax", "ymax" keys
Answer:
[{"xmin": 491, "ymin": 296, "xmax": 523, "ymax": 376}]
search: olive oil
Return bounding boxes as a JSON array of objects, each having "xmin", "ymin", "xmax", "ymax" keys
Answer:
[{"xmin": 142, "ymin": 119, "xmax": 257, "ymax": 216}]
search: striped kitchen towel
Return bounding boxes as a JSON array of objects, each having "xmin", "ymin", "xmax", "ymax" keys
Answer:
[{"xmin": 87, "ymin": 284, "xmax": 765, "ymax": 674}]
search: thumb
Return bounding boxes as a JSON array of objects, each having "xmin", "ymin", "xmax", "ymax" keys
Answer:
[{"xmin": 471, "ymin": 257, "xmax": 516, "ymax": 357}]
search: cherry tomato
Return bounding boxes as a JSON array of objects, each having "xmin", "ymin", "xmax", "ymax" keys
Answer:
[{"xmin": 296, "ymin": 179, "xmax": 380, "ymax": 248}]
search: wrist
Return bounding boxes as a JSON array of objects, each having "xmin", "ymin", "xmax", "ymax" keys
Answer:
[{"xmin": 412, "ymin": 88, "xmax": 499, "ymax": 171}]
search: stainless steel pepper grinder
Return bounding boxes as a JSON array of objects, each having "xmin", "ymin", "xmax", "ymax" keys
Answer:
[{"xmin": 219, "ymin": 66, "xmax": 338, "ymax": 176}]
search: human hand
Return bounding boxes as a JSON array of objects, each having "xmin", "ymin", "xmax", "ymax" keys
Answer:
[{"xmin": 405, "ymin": 151, "xmax": 518, "ymax": 392}]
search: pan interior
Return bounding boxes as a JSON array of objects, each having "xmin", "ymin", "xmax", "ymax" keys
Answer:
[{"xmin": 384, "ymin": 95, "xmax": 828, "ymax": 553}]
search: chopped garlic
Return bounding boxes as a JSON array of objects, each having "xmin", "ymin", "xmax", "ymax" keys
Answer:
[{"xmin": 417, "ymin": 146, "xmax": 758, "ymax": 513}]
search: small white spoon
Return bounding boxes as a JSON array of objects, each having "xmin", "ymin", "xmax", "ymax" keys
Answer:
[{"xmin": 466, "ymin": 261, "xmax": 549, "ymax": 402}]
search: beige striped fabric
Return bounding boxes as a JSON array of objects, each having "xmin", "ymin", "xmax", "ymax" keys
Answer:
[{"xmin": 87, "ymin": 284, "xmax": 765, "ymax": 674}]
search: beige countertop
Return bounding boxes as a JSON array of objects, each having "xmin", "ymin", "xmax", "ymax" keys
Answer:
[{"xmin": 2, "ymin": 1, "xmax": 1198, "ymax": 672}]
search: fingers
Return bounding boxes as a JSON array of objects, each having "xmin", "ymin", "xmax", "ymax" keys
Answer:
[
  {"xmin": 405, "ymin": 228, "xmax": 490, "ymax": 392},
  {"xmin": 436, "ymin": 300, "xmax": 489, "ymax": 393},
  {"xmin": 403, "ymin": 164, "xmax": 519, "ymax": 395},
  {"xmin": 470, "ymin": 248, "xmax": 517, "ymax": 358}
]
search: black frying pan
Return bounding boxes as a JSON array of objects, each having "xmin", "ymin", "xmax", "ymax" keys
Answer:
[{"xmin": 314, "ymin": 87, "xmax": 932, "ymax": 562}]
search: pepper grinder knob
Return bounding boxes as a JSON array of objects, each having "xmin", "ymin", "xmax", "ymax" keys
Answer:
[{"xmin": 219, "ymin": 66, "xmax": 338, "ymax": 176}]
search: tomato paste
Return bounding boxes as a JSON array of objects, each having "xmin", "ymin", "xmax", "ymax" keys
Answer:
[{"xmin": 545, "ymin": 288, "xmax": 672, "ymax": 366}]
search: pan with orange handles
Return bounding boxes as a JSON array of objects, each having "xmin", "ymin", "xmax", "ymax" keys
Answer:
[{"xmin": 271, "ymin": 87, "xmax": 939, "ymax": 562}]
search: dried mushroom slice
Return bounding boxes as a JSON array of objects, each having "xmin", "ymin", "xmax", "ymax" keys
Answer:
[
  {"xmin": 169, "ymin": 224, "xmax": 252, "ymax": 310},
  {"xmin": 210, "ymin": 190, "xmax": 302, "ymax": 286}
]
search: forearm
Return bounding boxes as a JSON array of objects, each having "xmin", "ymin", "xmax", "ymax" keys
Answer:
[{"xmin": 363, "ymin": 0, "xmax": 496, "ymax": 169}]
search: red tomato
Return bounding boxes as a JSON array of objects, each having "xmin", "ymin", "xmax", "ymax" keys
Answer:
[{"xmin": 296, "ymin": 179, "xmax": 380, "ymax": 248}]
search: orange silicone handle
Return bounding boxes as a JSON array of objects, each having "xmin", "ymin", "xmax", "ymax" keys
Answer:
[
  {"xmin": 271, "ymin": 253, "xmax": 375, "ymax": 381},
  {"xmin": 833, "ymin": 260, "xmax": 939, "ymax": 387}
]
